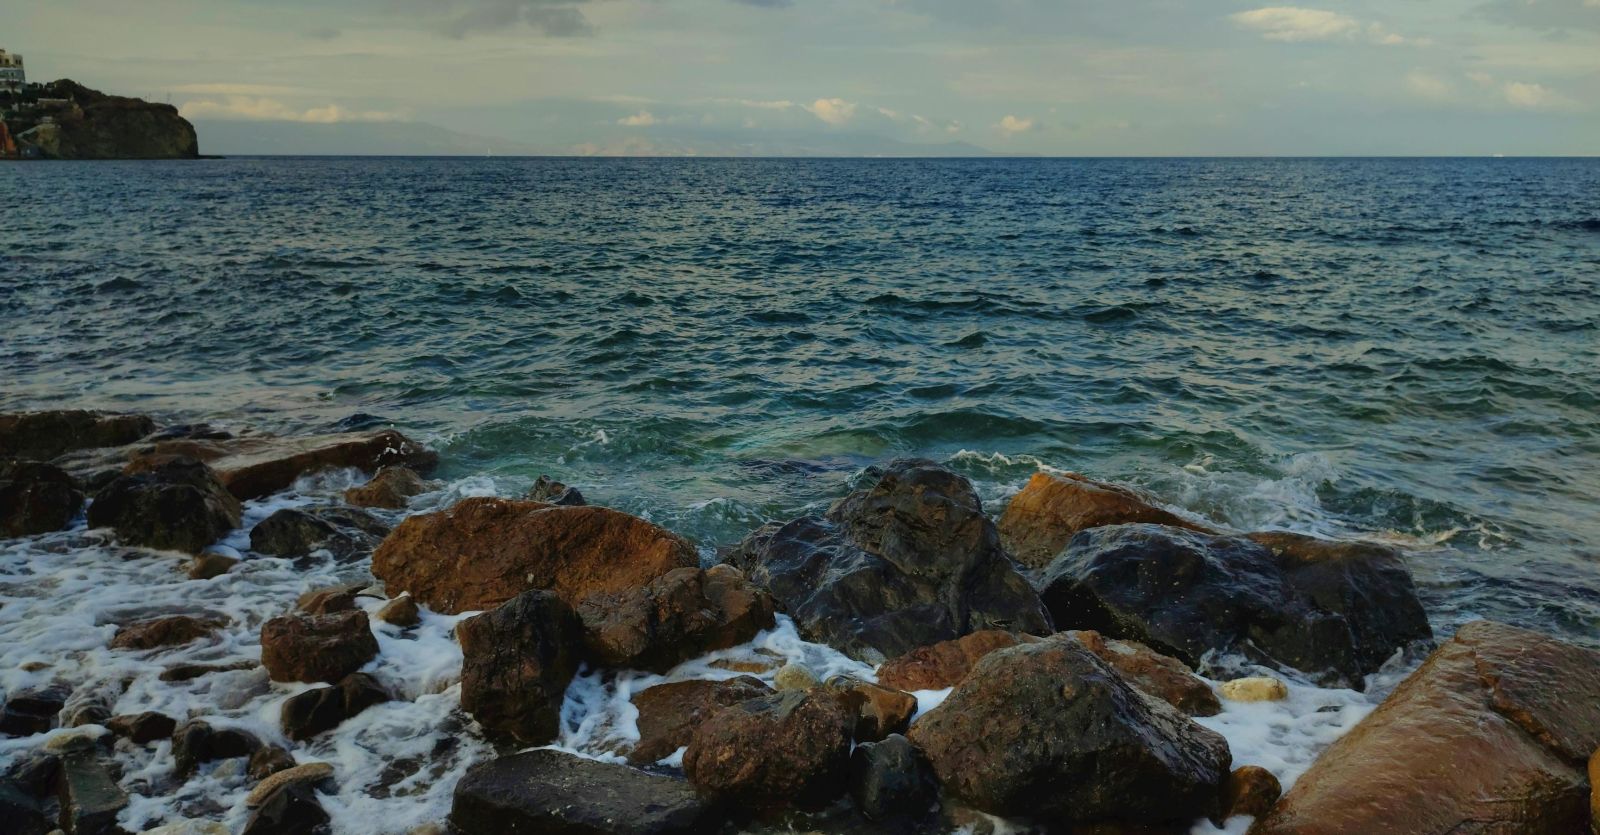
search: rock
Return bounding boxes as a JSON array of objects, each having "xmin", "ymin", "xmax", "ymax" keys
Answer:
[
  {"xmin": 908, "ymin": 635, "xmax": 1230, "ymax": 827},
  {"xmin": 450, "ymin": 748, "xmax": 719, "ymax": 835},
  {"xmin": 372, "ymin": 497, "xmax": 698, "ymax": 614},
  {"xmin": 260, "ymin": 609, "xmax": 378, "ymax": 684},
  {"xmin": 342, "ymin": 465, "xmax": 428, "ymax": 509},
  {"xmin": 1252, "ymin": 620, "xmax": 1600, "ymax": 834},
  {"xmin": 250, "ymin": 508, "xmax": 388, "ymax": 562},
  {"xmin": 824, "ymin": 677, "xmax": 917, "ymax": 742},
  {"xmin": 733, "ymin": 459, "xmax": 1052, "ymax": 664},
  {"xmin": 576, "ymin": 565, "xmax": 776, "ymax": 674},
  {"xmin": 6, "ymin": 750, "xmax": 61, "ymax": 796},
  {"xmin": 1069, "ymin": 630, "xmax": 1222, "ymax": 717},
  {"xmin": 526, "ymin": 475, "xmax": 585, "ymax": 506},
  {"xmin": 683, "ymin": 689, "xmax": 854, "ymax": 812},
  {"xmin": 999, "ymin": 471, "xmax": 1211, "ymax": 568},
  {"xmin": 246, "ymin": 762, "xmax": 335, "ymax": 807},
  {"xmin": 7, "ymin": 81, "xmax": 197, "ymax": 160},
  {"xmin": 171, "ymin": 720, "xmax": 262, "ymax": 775},
  {"xmin": 1591, "ymin": 750, "xmax": 1600, "ymax": 835},
  {"xmin": 773, "ymin": 663, "xmax": 819, "ymax": 692},
  {"xmin": 128, "ymin": 429, "xmax": 437, "ymax": 502},
  {"xmin": 375, "ymin": 595, "xmax": 420, "ymax": 627},
  {"xmin": 0, "ymin": 779, "xmax": 51, "ymax": 835},
  {"xmin": 86, "ymin": 458, "xmax": 241, "ymax": 553},
  {"xmin": 187, "ymin": 550, "xmax": 238, "ymax": 580},
  {"xmin": 875, "ymin": 630, "xmax": 1037, "ymax": 692},
  {"xmin": 55, "ymin": 741, "xmax": 128, "ymax": 835},
  {"xmin": 295, "ymin": 584, "xmax": 366, "ymax": 616},
  {"xmin": 1213, "ymin": 765, "xmax": 1280, "ymax": 824},
  {"xmin": 0, "ymin": 683, "xmax": 69, "ymax": 736},
  {"xmin": 141, "ymin": 820, "xmax": 230, "ymax": 835},
  {"xmin": 241, "ymin": 783, "xmax": 330, "ymax": 835},
  {"xmin": 106, "ymin": 712, "xmax": 177, "ymax": 744},
  {"xmin": 248, "ymin": 746, "xmax": 298, "ymax": 781},
  {"xmin": 110, "ymin": 615, "xmax": 224, "ymax": 651},
  {"xmin": 159, "ymin": 660, "xmax": 257, "ymax": 682},
  {"xmin": 457, "ymin": 590, "xmax": 583, "ymax": 745},
  {"xmin": 849, "ymin": 734, "xmax": 940, "ymax": 833},
  {"xmin": 62, "ymin": 688, "xmax": 117, "ymax": 728},
  {"xmin": 0, "ymin": 410, "xmax": 154, "ymax": 460},
  {"xmin": 280, "ymin": 673, "xmax": 389, "ymax": 741},
  {"xmin": 1218, "ymin": 676, "xmax": 1288, "ymax": 703},
  {"xmin": 0, "ymin": 460, "xmax": 83, "ymax": 537},
  {"xmin": 1036, "ymin": 523, "xmax": 1430, "ymax": 687},
  {"xmin": 628, "ymin": 676, "xmax": 773, "ymax": 765}
]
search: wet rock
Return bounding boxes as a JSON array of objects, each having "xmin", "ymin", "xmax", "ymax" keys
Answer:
[
  {"xmin": 457, "ymin": 590, "xmax": 583, "ymax": 745},
  {"xmin": 577, "ymin": 565, "xmax": 775, "ymax": 674},
  {"xmin": 249, "ymin": 508, "xmax": 387, "ymax": 562},
  {"xmin": 372, "ymin": 497, "xmax": 698, "ymax": 614},
  {"xmin": 295, "ymin": 584, "xmax": 366, "ymax": 616},
  {"xmin": 159, "ymin": 660, "xmax": 257, "ymax": 683},
  {"xmin": 849, "ymin": 734, "xmax": 940, "ymax": 834},
  {"xmin": 908, "ymin": 635, "xmax": 1230, "ymax": 827},
  {"xmin": 110, "ymin": 615, "xmax": 224, "ymax": 651},
  {"xmin": 1212, "ymin": 765, "xmax": 1280, "ymax": 824},
  {"xmin": 0, "ymin": 779, "xmax": 50, "ymax": 835},
  {"xmin": 245, "ymin": 763, "xmax": 334, "ymax": 807},
  {"xmin": 0, "ymin": 683, "xmax": 69, "ymax": 736},
  {"xmin": 342, "ymin": 465, "xmax": 428, "ymax": 509},
  {"xmin": 131, "ymin": 429, "xmax": 437, "ymax": 502},
  {"xmin": 1219, "ymin": 676, "xmax": 1288, "ymax": 702},
  {"xmin": 1253, "ymin": 620, "xmax": 1600, "ymax": 834},
  {"xmin": 141, "ymin": 820, "xmax": 230, "ymax": 835},
  {"xmin": 1069, "ymin": 630, "xmax": 1221, "ymax": 717},
  {"xmin": 824, "ymin": 677, "xmax": 917, "ymax": 742},
  {"xmin": 0, "ymin": 410, "xmax": 154, "ymax": 460},
  {"xmin": 875, "ymin": 630, "xmax": 1037, "ymax": 692},
  {"xmin": 248, "ymin": 746, "xmax": 298, "ymax": 781},
  {"xmin": 86, "ymin": 458, "xmax": 241, "ymax": 554},
  {"xmin": 773, "ymin": 663, "xmax": 818, "ymax": 692},
  {"xmin": 628, "ymin": 676, "xmax": 773, "ymax": 765},
  {"xmin": 1036, "ymin": 523, "xmax": 1429, "ymax": 687},
  {"xmin": 280, "ymin": 673, "xmax": 389, "ymax": 741},
  {"xmin": 733, "ymin": 459, "xmax": 1051, "ymax": 664},
  {"xmin": 187, "ymin": 550, "xmax": 238, "ymax": 580},
  {"xmin": 106, "ymin": 712, "xmax": 177, "ymax": 744},
  {"xmin": 6, "ymin": 750, "xmax": 61, "ymax": 796},
  {"xmin": 375, "ymin": 595, "xmax": 420, "ymax": 628},
  {"xmin": 172, "ymin": 720, "xmax": 262, "ymax": 775},
  {"xmin": 55, "ymin": 736, "xmax": 129, "ymax": 835},
  {"xmin": 62, "ymin": 687, "xmax": 118, "ymax": 729},
  {"xmin": 526, "ymin": 475, "xmax": 585, "ymax": 506},
  {"xmin": 241, "ymin": 783, "xmax": 330, "ymax": 835},
  {"xmin": 684, "ymin": 689, "xmax": 855, "ymax": 812},
  {"xmin": 998, "ymin": 471, "xmax": 1211, "ymax": 568},
  {"xmin": 259, "ymin": 610, "xmax": 378, "ymax": 684},
  {"xmin": 451, "ymin": 748, "xmax": 719, "ymax": 835},
  {"xmin": 1, "ymin": 460, "xmax": 84, "ymax": 537}
]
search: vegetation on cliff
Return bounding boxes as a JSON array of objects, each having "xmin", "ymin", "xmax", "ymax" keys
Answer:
[{"xmin": 0, "ymin": 79, "xmax": 198, "ymax": 160}]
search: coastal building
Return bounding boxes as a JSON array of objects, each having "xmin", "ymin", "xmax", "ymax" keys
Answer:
[{"xmin": 0, "ymin": 49, "xmax": 24, "ymax": 93}]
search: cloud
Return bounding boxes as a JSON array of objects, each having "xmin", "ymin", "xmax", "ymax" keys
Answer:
[
  {"xmin": 617, "ymin": 110, "xmax": 658, "ymax": 126},
  {"xmin": 1404, "ymin": 71, "xmax": 1456, "ymax": 102},
  {"xmin": 180, "ymin": 96, "xmax": 407, "ymax": 123},
  {"xmin": 170, "ymin": 84, "xmax": 311, "ymax": 97},
  {"xmin": 1478, "ymin": 0, "xmax": 1600, "ymax": 34},
  {"xmin": 732, "ymin": 0, "xmax": 793, "ymax": 6},
  {"xmin": 805, "ymin": 98, "xmax": 857, "ymax": 126},
  {"xmin": 427, "ymin": 0, "xmax": 596, "ymax": 38},
  {"xmin": 1232, "ymin": 7, "xmax": 1423, "ymax": 45},
  {"xmin": 997, "ymin": 114, "xmax": 1035, "ymax": 133}
]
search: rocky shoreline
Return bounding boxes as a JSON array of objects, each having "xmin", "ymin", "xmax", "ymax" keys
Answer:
[{"xmin": 2, "ymin": 409, "xmax": 1598, "ymax": 834}]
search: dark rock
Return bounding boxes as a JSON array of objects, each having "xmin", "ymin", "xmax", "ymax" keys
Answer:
[
  {"xmin": 159, "ymin": 660, "xmax": 257, "ymax": 682},
  {"xmin": 684, "ymin": 689, "xmax": 854, "ymax": 812},
  {"xmin": 628, "ymin": 676, "xmax": 773, "ymax": 765},
  {"xmin": 248, "ymin": 746, "xmax": 299, "ymax": 781},
  {"xmin": 86, "ymin": 458, "xmax": 241, "ymax": 554},
  {"xmin": 823, "ymin": 677, "xmax": 917, "ymax": 743},
  {"xmin": 0, "ymin": 779, "xmax": 50, "ymax": 835},
  {"xmin": 106, "ymin": 711, "xmax": 177, "ymax": 744},
  {"xmin": 250, "ymin": 508, "xmax": 387, "ymax": 562},
  {"xmin": 576, "ymin": 565, "xmax": 776, "ymax": 674},
  {"xmin": 527, "ymin": 475, "xmax": 585, "ymax": 506},
  {"xmin": 372, "ymin": 497, "xmax": 698, "ymax": 614},
  {"xmin": 8, "ymin": 81, "xmax": 198, "ymax": 161},
  {"xmin": 0, "ymin": 410, "xmax": 154, "ymax": 460},
  {"xmin": 62, "ymin": 687, "xmax": 118, "ymax": 728},
  {"xmin": 241, "ymin": 782, "xmax": 330, "ymax": 835},
  {"xmin": 342, "ymin": 465, "xmax": 429, "ymax": 509},
  {"xmin": 148, "ymin": 423, "xmax": 232, "ymax": 442},
  {"xmin": 5, "ymin": 751, "xmax": 60, "ymax": 796},
  {"xmin": 125, "ymin": 429, "xmax": 437, "ymax": 502},
  {"xmin": 187, "ymin": 549, "xmax": 239, "ymax": 580},
  {"xmin": 457, "ymin": 590, "xmax": 584, "ymax": 745},
  {"xmin": 280, "ymin": 673, "xmax": 390, "ymax": 741},
  {"xmin": 849, "ymin": 734, "xmax": 940, "ymax": 833},
  {"xmin": 908, "ymin": 635, "xmax": 1230, "ymax": 827},
  {"xmin": 55, "ymin": 739, "xmax": 129, "ymax": 835},
  {"xmin": 875, "ymin": 630, "xmax": 1037, "ymax": 692},
  {"xmin": 172, "ymin": 720, "xmax": 263, "ymax": 775},
  {"xmin": 733, "ymin": 459, "xmax": 1051, "ymax": 664},
  {"xmin": 110, "ymin": 614, "xmax": 224, "ymax": 651},
  {"xmin": 0, "ymin": 683, "xmax": 69, "ymax": 736},
  {"xmin": 1253, "ymin": 620, "xmax": 1600, "ymax": 834},
  {"xmin": 451, "ymin": 748, "xmax": 719, "ymax": 835},
  {"xmin": 998, "ymin": 471, "xmax": 1211, "ymax": 568},
  {"xmin": 1213, "ymin": 765, "xmax": 1280, "ymax": 824},
  {"xmin": 260, "ymin": 609, "xmax": 378, "ymax": 684},
  {"xmin": 1037, "ymin": 523, "xmax": 1430, "ymax": 687},
  {"xmin": 0, "ymin": 460, "xmax": 83, "ymax": 537}
]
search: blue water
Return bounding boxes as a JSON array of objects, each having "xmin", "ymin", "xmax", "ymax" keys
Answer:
[{"xmin": 3, "ymin": 157, "xmax": 1598, "ymax": 644}]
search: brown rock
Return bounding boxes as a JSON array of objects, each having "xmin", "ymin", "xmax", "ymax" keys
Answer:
[
  {"xmin": 1252, "ymin": 620, "xmax": 1600, "ymax": 835},
  {"xmin": 628, "ymin": 676, "xmax": 774, "ymax": 765},
  {"xmin": 998, "ymin": 471, "xmax": 1210, "ymax": 568},
  {"xmin": 248, "ymin": 745, "xmax": 298, "ymax": 781},
  {"xmin": 0, "ymin": 410, "xmax": 154, "ymax": 460},
  {"xmin": 131, "ymin": 429, "xmax": 437, "ymax": 501},
  {"xmin": 1070, "ymin": 630, "xmax": 1221, "ymax": 717},
  {"xmin": 259, "ymin": 609, "xmax": 378, "ymax": 683},
  {"xmin": 110, "ymin": 615, "xmax": 224, "ymax": 651},
  {"xmin": 684, "ymin": 689, "xmax": 855, "ymax": 812},
  {"xmin": 0, "ymin": 459, "xmax": 83, "ymax": 537},
  {"xmin": 824, "ymin": 677, "xmax": 917, "ymax": 742},
  {"xmin": 376, "ymin": 595, "xmax": 421, "ymax": 627},
  {"xmin": 372, "ymin": 497, "xmax": 698, "ymax": 614},
  {"xmin": 280, "ymin": 673, "xmax": 390, "ymax": 741},
  {"xmin": 296, "ymin": 584, "xmax": 365, "ymax": 615},
  {"xmin": 86, "ymin": 458, "xmax": 242, "ymax": 554},
  {"xmin": 246, "ymin": 762, "xmax": 334, "ymax": 807},
  {"xmin": 188, "ymin": 549, "xmax": 239, "ymax": 580},
  {"xmin": 1214, "ymin": 765, "xmax": 1280, "ymax": 823},
  {"xmin": 1591, "ymin": 749, "xmax": 1600, "ymax": 835},
  {"xmin": 343, "ymin": 465, "xmax": 429, "ymax": 509},
  {"xmin": 106, "ymin": 711, "xmax": 177, "ymax": 744},
  {"xmin": 874, "ymin": 630, "xmax": 1037, "ymax": 692},
  {"xmin": 457, "ymin": 590, "xmax": 584, "ymax": 746},
  {"xmin": 576, "ymin": 565, "xmax": 776, "ymax": 673}
]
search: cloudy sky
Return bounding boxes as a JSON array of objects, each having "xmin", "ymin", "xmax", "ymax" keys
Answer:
[{"xmin": 9, "ymin": 0, "xmax": 1600, "ymax": 154}]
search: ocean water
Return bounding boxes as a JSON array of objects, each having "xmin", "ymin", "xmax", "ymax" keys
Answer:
[{"xmin": 2, "ymin": 157, "xmax": 1599, "ymax": 831}]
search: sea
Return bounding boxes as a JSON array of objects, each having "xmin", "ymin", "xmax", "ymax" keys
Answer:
[{"xmin": 1, "ymin": 156, "xmax": 1598, "ymax": 832}]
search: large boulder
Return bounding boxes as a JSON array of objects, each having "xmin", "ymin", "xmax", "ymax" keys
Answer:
[
  {"xmin": 908, "ymin": 635, "xmax": 1230, "ymax": 828},
  {"xmin": 129, "ymin": 428, "xmax": 437, "ymax": 501},
  {"xmin": 259, "ymin": 609, "xmax": 379, "ymax": 684},
  {"xmin": 999, "ymin": 471, "xmax": 1210, "ymax": 568},
  {"xmin": 457, "ymin": 590, "xmax": 584, "ymax": 746},
  {"xmin": 451, "ymin": 749, "xmax": 721, "ymax": 835},
  {"xmin": 576, "ymin": 565, "xmax": 776, "ymax": 673},
  {"xmin": 849, "ymin": 734, "xmax": 941, "ymax": 834},
  {"xmin": 0, "ymin": 410, "xmax": 153, "ymax": 460},
  {"xmin": 372, "ymin": 497, "xmax": 698, "ymax": 614},
  {"xmin": 731, "ymin": 459, "xmax": 1051, "ymax": 664},
  {"xmin": 628, "ymin": 676, "xmax": 774, "ymax": 765},
  {"xmin": 1037, "ymin": 524, "xmax": 1430, "ymax": 687},
  {"xmin": 249, "ymin": 507, "xmax": 388, "ymax": 562},
  {"xmin": 1252, "ymin": 620, "xmax": 1600, "ymax": 834},
  {"xmin": 0, "ymin": 684, "xmax": 69, "ymax": 737},
  {"xmin": 0, "ymin": 460, "xmax": 83, "ymax": 537},
  {"xmin": 342, "ymin": 465, "xmax": 429, "ymax": 509},
  {"xmin": 86, "ymin": 458, "xmax": 241, "ymax": 553},
  {"xmin": 52, "ymin": 735, "xmax": 129, "ymax": 835},
  {"xmin": 683, "ymin": 689, "xmax": 855, "ymax": 812}
]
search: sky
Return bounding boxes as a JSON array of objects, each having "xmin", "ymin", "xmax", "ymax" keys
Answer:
[{"xmin": 8, "ymin": 0, "xmax": 1600, "ymax": 155}]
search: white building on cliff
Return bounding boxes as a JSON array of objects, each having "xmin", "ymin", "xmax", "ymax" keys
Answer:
[{"xmin": 0, "ymin": 49, "xmax": 26, "ymax": 93}]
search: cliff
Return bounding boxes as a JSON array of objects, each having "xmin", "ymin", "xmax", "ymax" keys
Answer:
[{"xmin": 2, "ymin": 79, "xmax": 198, "ymax": 160}]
